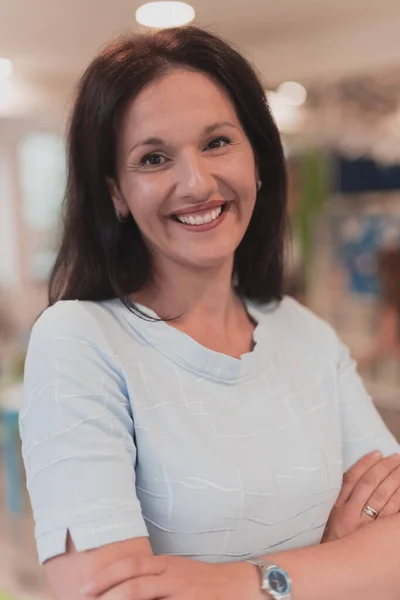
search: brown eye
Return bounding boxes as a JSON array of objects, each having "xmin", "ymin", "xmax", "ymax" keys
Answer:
[
  {"xmin": 207, "ymin": 136, "xmax": 232, "ymax": 150},
  {"xmin": 141, "ymin": 153, "xmax": 166, "ymax": 167}
]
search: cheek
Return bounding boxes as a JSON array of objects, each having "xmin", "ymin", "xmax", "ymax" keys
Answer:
[
  {"xmin": 229, "ymin": 173, "xmax": 257, "ymax": 215},
  {"xmin": 223, "ymin": 152, "xmax": 257, "ymax": 200},
  {"xmin": 125, "ymin": 180, "xmax": 165, "ymax": 227}
]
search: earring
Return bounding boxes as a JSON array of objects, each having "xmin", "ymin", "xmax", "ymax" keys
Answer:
[
  {"xmin": 257, "ymin": 180, "xmax": 262, "ymax": 192},
  {"xmin": 116, "ymin": 210, "xmax": 129, "ymax": 223}
]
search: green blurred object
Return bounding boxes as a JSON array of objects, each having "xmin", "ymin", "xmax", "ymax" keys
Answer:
[
  {"xmin": 0, "ymin": 592, "xmax": 20, "ymax": 599},
  {"xmin": 292, "ymin": 150, "xmax": 330, "ymax": 283}
]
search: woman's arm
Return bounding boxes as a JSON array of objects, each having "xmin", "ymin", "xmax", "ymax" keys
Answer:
[
  {"xmin": 44, "ymin": 533, "xmax": 152, "ymax": 599},
  {"xmin": 80, "ymin": 515, "xmax": 400, "ymax": 600},
  {"xmin": 47, "ymin": 449, "xmax": 400, "ymax": 599},
  {"xmin": 335, "ymin": 337, "xmax": 399, "ymax": 470},
  {"xmin": 283, "ymin": 297, "xmax": 399, "ymax": 467},
  {"xmin": 81, "ymin": 450, "xmax": 400, "ymax": 600},
  {"xmin": 20, "ymin": 302, "xmax": 151, "ymax": 598},
  {"xmin": 264, "ymin": 512, "xmax": 400, "ymax": 600},
  {"xmin": 74, "ymin": 449, "xmax": 400, "ymax": 600},
  {"xmin": 256, "ymin": 320, "xmax": 400, "ymax": 599}
]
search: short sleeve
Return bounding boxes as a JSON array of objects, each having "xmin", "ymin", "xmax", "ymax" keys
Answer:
[
  {"xmin": 282, "ymin": 297, "xmax": 400, "ymax": 472},
  {"xmin": 337, "ymin": 340, "xmax": 400, "ymax": 471},
  {"xmin": 19, "ymin": 301, "xmax": 148, "ymax": 564}
]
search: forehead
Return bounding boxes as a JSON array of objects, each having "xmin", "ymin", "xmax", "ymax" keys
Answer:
[{"xmin": 121, "ymin": 68, "xmax": 240, "ymax": 145}]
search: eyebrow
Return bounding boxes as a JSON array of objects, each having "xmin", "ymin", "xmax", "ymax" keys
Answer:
[{"xmin": 128, "ymin": 121, "xmax": 239, "ymax": 156}]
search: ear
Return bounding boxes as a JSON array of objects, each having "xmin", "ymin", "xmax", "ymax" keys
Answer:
[{"xmin": 106, "ymin": 177, "xmax": 130, "ymax": 219}]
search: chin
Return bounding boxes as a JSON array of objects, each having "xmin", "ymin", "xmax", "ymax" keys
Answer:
[
  {"xmin": 160, "ymin": 236, "xmax": 242, "ymax": 272},
  {"xmin": 177, "ymin": 250, "xmax": 235, "ymax": 271}
]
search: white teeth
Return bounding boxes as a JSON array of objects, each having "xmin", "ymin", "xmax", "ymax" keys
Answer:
[{"xmin": 176, "ymin": 206, "xmax": 223, "ymax": 226}]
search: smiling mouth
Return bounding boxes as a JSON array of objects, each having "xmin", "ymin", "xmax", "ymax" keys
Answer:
[{"xmin": 172, "ymin": 203, "xmax": 228, "ymax": 226}]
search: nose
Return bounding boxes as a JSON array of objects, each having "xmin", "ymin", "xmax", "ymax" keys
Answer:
[{"xmin": 174, "ymin": 149, "xmax": 218, "ymax": 204}]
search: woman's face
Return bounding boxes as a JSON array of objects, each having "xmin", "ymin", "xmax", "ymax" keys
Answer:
[{"xmin": 109, "ymin": 68, "xmax": 259, "ymax": 273}]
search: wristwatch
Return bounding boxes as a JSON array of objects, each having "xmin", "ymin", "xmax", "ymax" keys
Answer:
[{"xmin": 247, "ymin": 558, "xmax": 292, "ymax": 599}]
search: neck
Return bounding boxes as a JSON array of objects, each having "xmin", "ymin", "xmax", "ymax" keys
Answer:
[{"xmin": 133, "ymin": 256, "xmax": 240, "ymax": 328}]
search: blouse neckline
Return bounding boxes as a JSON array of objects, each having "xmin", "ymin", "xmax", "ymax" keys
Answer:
[{"xmin": 108, "ymin": 298, "xmax": 273, "ymax": 384}]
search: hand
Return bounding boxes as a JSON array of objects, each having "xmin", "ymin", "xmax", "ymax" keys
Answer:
[
  {"xmin": 81, "ymin": 554, "xmax": 260, "ymax": 600},
  {"xmin": 322, "ymin": 450, "xmax": 400, "ymax": 542}
]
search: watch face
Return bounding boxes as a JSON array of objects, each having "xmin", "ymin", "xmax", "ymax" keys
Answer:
[{"xmin": 267, "ymin": 567, "xmax": 291, "ymax": 595}]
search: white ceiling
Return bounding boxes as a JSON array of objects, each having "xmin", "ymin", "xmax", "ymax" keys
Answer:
[{"xmin": 1, "ymin": 0, "xmax": 400, "ymax": 120}]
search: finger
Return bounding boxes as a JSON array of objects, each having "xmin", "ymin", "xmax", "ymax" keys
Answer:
[
  {"xmin": 347, "ymin": 453, "xmax": 400, "ymax": 510},
  {"xmin": 99, "ymin": 575, "xmax": 171, "ymax": 600},
  {"xmin": 82, "ymin": 556, "xmax": 167, "ymax": 597},
  {"xmin": 360, "ymin": 463, "xmax": 400, "ymax": 522},
  {"xmin": 336, "ymin": 450, "xmax": 383, "ymax": 506},
  {"xmin": 380, "ymin": 484, "xmax": 400, "ymax": 518}
]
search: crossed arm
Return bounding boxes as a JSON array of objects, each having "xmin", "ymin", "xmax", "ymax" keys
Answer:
[{"xmin": 45, "ymin": 451, "xmax": 400, "ymax": 600}]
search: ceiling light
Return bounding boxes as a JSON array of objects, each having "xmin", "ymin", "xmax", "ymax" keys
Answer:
[
  {"xmin": 136, "ymin": 2, "xmax": 195, "ymax": 28},
  {"xmin": 277, "ymin": 81, "xmax": 307, "ymax": 106},
  {"xmin": 0, "ymin": 58, "xmax": 12, "ymax": 83},
  {"xmin": 267, "ymin": 91, "xmax": 302, "ymax": 133}
]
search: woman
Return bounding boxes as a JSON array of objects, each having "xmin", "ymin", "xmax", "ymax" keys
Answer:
[{"xmin": 20, "ymin": 26, "xmax": 400, "ymax": 600}]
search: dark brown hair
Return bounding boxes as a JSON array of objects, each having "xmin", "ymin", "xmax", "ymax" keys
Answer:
[{"xmin": 49, "ymin": 26, "xmax": 287, "ymax": 309}]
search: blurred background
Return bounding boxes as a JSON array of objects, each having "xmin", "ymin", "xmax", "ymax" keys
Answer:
[{"xmin": 1, "ymin": 0, "xmax": 400, "ymax": 597}]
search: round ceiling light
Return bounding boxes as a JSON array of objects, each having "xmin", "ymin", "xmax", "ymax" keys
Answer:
[
  {"xmin": 277, "ymin": 81, "xmax": 307, "ymax": 106},
  {"xmin": 0, "ymin": 58, "xmax": 13, "ymax": 83},
  {"xmin": 267, "ymin": 90, "xmax": 302, "ymax": 134},
  {"xmin": 136, "ymin": 2, "xmax": 195, "ymax": 28}
]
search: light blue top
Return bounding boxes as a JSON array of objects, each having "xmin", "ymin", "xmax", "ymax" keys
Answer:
[{"xmin": 20, "ymin": 297, "xmax": 399, "ymax": 565}]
